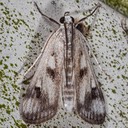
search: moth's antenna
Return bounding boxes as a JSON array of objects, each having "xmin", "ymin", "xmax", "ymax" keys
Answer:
[
  {"xmin": 34, "ymin": 2, "xmax": 60, "ymax": 26},
  {"xmin": 75, "ymin": 3, "xmax": 101, "ymax": 26},
  {"xmin": 89, "ymin": 5, "xmax": 100, "ymax": 32}
]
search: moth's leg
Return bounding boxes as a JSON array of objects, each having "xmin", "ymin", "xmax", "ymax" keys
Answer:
[
  {"xmin": 75, "ymin": 3, "xmax": 101, "ymax": 26},
  {"xmin": 121, "ymin": 18, "xmax": 128, "ymax": 35},
  {"xmin": 34, "ymin": 2, "xmax": 60, "ymax": 26}
]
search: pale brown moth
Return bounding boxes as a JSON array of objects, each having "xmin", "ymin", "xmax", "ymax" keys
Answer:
[{"xmin": 20, "ymin": 2, "xmax": 106, "ymax": 125}]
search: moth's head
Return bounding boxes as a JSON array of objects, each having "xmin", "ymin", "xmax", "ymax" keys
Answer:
[{"xmin": 60, "ymin": 12, "xmax": 74, "ymax": 24}]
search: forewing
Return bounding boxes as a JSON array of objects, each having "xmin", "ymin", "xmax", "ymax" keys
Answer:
[
  {"xmin": 20, "ymin": 28, "xmax": 64, "ymax": 124},
  {"xmin": 22, "ymin": 32, "xmax": 57, "ymax": 81},
  {"xmin": 74, "ymin": 29, "xmax": 106, "ymax": 124}
]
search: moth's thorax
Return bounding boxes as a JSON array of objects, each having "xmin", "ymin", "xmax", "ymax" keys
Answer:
[
  {"xmin": 64, "ymin": 15, "xmax": 72, "ymax": 24},
  {"xmin": 62, "ymin": 14, "xmax": 75, "ymax": 112}
]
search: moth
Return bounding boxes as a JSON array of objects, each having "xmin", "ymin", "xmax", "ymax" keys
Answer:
[{"xmin": 20, "ymin": 2, "xmax": 106, "ymax": 125}]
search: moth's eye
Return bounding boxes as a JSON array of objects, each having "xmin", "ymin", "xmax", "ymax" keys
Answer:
[
  {"xmin": 76, "ymin": 23, "xmax": 84, "ymax": 33},
  {"xmin": 60, "ymin": 17, "xmax": 65, "ymax": 23},
  {"xmin": 47, "ymin": 67, "xmax": 55, "ymax": 80}
]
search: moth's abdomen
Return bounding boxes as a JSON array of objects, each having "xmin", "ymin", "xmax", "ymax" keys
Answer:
[
  {"xmin": 63, "ymin": 85, "xmax": 75, "ymax": 112},
  {"xmin": 63, "ymin": 55, "xmax": 75, "ymax": 112},
  {"xmin": 62, "ymin": 24, "xmax": 75, "ymax": 112},
  {"xmin": 63, "ymin": 60, "xmax": 75, "ymax": 112}
]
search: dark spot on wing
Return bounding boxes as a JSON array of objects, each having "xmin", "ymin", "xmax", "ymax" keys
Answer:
[
  {"xmin": 47, "ymin": 67, "xmax": 55, "ymax": 80},
  {"xmin": 91, "ymin": 87, "xmax": 98, "ymax": 99},
  {"xmin": 51, "ymin": 52, "xmax": 54, "ymax": 56},
  {"xmin": 83, "ymin": 87, "xmax": 105, "ymax": 110},
  {"xmin": 80, "ymin": 51, "xmax": 83, "ymax": 55},
  {"xmin": 35, "ymin": 87, "xmax": 41, "ymax": 98},
  {"xmin": 79, "ymin": 67, "xmax": 88, "ymax": 79},
  {"xmin": 77, "ymin": 86, "xmax": 106, "ymax": 124}
]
